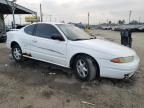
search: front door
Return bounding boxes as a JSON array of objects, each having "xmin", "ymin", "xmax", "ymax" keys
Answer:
[{"xmin": 30, "ymin": 23, "xmax": 67, "ymax": 66}]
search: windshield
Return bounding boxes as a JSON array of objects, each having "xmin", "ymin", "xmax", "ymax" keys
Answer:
[{"xmin": 56, "ymin": 24, "xmax": 95, "ymax": 41}]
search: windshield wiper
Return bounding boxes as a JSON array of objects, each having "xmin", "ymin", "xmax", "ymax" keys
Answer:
[
  {"xmin": 73, "ymin": 38, "xmax": 89, "ymax": 41},
  {"xmin": 90, "ymin": 37, "xmax": 96, "ymax": 39},
  {"xmin": 73, "ymin": 37, "xmax": 96, "ymax": 41}
]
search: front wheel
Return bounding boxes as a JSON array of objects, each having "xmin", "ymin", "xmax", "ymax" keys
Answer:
[
  {"xmin": 12, "ymin": 45, "xmax": 23, "ymax": 62},
  {"xmin": 74, "ymin": 56, "xmax": 97, "ymax": 81}
]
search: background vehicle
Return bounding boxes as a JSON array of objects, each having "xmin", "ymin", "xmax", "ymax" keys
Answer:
[
  {"xmin": 0, "ymin": 29, "xmax": 6, "ymax": 42},
  {"xmin": 138, "ymin": 25, "xmax": 144, "ymax": 32},
  {"xmin": 6, "ymin": 22, "xmax": 140, "ymax": 81},
  {"xmin": 0, "ymin": 16, "xmax": 6, "ymax": 42}
]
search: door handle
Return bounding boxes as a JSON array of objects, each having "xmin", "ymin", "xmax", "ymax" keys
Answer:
[{"xmin": 32, "ymin": 40, "xmax": 37, "ymax": 43}]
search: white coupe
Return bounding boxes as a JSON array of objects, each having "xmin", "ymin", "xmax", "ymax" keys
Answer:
[{"xmin": 6, "ymin": 22, "xmax": 140, "ymax": 81}]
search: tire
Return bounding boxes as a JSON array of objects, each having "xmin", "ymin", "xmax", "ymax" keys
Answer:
[
  {"xmin": 73, "ymin": 55, "xmax": 97, "ymax": 81},
  {"xmin": 11, "ymin": 44, "xmax": 23, "ymax": 62}
]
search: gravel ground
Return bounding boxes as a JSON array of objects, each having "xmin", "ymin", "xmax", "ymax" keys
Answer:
[{"xmin": 0, "ymin": 30, "xmax": 144, "ymax": 108}]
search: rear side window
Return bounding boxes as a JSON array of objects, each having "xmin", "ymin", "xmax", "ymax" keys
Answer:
[
  {"xmin": 24, "ymin": 24, "xmax": 35, "ymax": 35},
  {"xmin": 34, "ymin": 24, "xmax": 61, "ymax": 39}
]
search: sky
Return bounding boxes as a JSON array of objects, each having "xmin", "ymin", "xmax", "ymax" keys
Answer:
[{"xmin": 5, "ymin": 0, "xmax": 144, "ymax": 25}]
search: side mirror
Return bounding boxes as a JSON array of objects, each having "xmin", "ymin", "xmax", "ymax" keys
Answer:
[{"xmin": 51, "ymin": 34, "xmax": 64, "ymax": 41}]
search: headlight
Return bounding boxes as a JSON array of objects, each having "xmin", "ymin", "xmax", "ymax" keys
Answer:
[{"xmin": 111, "ymin": 56, "xmax": 134, "ymax": 63}]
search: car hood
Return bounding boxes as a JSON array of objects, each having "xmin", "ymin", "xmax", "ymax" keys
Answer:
[{"xmin": 70, "ymin": 39, "xmax": 136, "ymax": 57}]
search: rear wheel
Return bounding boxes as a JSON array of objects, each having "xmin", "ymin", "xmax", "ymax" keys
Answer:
[
  {"xmin": 12, "ymin": 45, "xmax": 23, "ymax": 62},
  {"xmin": 74, "ymin": 55, "xmax": 97, "ymax": 81}
]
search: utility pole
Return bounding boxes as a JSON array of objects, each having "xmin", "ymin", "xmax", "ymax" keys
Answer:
[
  {"xmin": 88, "ymin": 12, "xmax": 90, "ymax": 29},
  {"xmin": 129, "ymin": 10, "xmax": 132, "ymax": 24},
  {"xmin": 48, "ymin": 15, "xmax": 52, "ymax": 22},
  {"xmin": 40, "ymin": 4, "xmax": 43, "ymax": 22},
  {"xmin": 19, "ymin": 15, "xmax": 21, "ymax": 25},
  {"xmin": 139, "ymin": 17, "xmax": 141, "ymax": 24},
  {"xmin": 107, "ymin": 19, "xmax": 109, "ymax": 26}
]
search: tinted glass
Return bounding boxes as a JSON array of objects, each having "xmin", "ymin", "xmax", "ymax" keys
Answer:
[
  {"xmin": 35, "ymin": 24, "xmax": 61, "ymax": 39},
  {"xmin": 24, "ymin": 24, "xmax": 35, "ymax": 35}
]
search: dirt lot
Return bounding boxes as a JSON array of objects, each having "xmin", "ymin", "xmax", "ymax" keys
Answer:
[{"xmin": 0, "ymin": 30, "xmax": 144, "ymax": 108}]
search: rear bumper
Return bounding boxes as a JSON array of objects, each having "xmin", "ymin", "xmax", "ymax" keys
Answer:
[{"xmin": 99, "ymin": 55, "xmax": 140, "ymax": 79}]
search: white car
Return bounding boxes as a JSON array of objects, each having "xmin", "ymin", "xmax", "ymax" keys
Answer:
[{"xmin": 6, "ymin": 22, "xmax": 140, "ymax": 81}]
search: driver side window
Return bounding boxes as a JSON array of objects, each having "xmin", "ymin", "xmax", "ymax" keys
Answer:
[{"xmin": 34, "ymin": 24, "xmax": 62, "ymax": 39}]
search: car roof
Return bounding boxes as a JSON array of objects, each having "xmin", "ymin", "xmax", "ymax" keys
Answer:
[
  {"xmin": 32, "ymin": 22, "xmax": 65, "ymax": 25},
  {"xmin": 20, "ymin": 22, "xmax": 68, "ymax": 31}
]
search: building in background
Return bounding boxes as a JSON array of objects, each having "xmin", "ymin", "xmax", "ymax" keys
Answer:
[{"xmin": 0, "ymin": 0, "xmax": 36, "ymax": 42}]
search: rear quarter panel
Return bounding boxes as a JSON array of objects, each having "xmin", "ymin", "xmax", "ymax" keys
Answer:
[{"xmin": 6, "ymin": 30, "xmax": 24, "ymax": 50}]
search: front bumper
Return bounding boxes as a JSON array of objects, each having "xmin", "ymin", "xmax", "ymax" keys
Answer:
[{"xmin": 99, "ymin": 55, "xmax": 140, "ymax": 79}]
